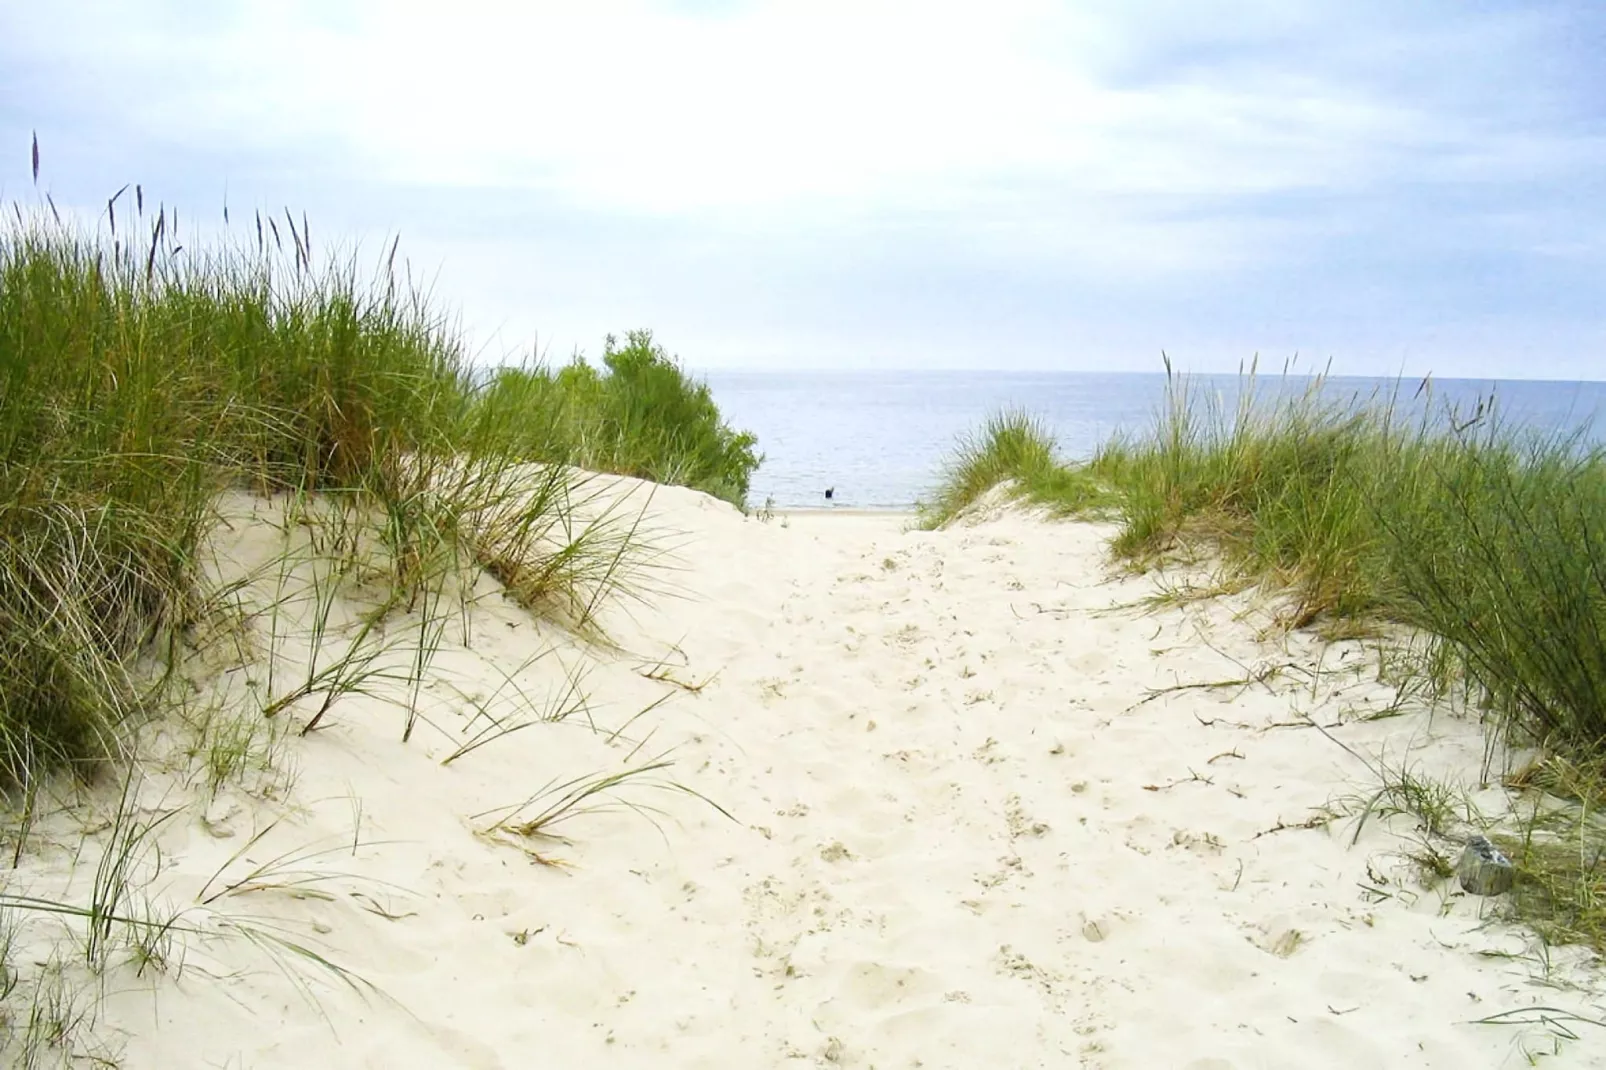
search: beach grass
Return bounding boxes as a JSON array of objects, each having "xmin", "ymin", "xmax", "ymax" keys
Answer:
[
  {"xmin": 929, "ymin": 363, "xmax": 1606, "ymax": 949},
  {"xmin": 930, "ymin": 364, "xmax": 1606, "ymax": 755},
  {"xmin": 0, "ymin": 169, "xmax": 758, "ymax": 793},
  {"xmin": 1089, "ymin": 365, "xmax": 1606, "ymax": 759},
  {"xmin": 0, "ymin": 153, "xmax": 760, "ymax": 1062},
  {"xmin": 917, "ymin": 410, "xmax": 1117, "ymax": 527}
]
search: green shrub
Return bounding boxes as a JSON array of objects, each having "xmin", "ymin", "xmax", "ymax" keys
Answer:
[{"xmin": 473, "ymin": 330, "xmax": 760, "ymax": 507}]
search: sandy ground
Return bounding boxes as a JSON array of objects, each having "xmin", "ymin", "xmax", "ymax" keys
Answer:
[{"xmin": 10, "ymin": 479, "xmax": 1605, "ymax": 1068}]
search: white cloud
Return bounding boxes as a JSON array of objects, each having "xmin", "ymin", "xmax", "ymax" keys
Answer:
[
  {"xmin": 5, "ymin": 0, "xmax": 1604, "ymax": 376},
  {"xmin": 18, "ymin": 1, "xmax": 1549, "ymax": 214}
]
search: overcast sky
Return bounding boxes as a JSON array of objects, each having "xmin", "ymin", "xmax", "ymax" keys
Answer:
[{"xmin": 3, "ymin": 1, "xmax": 1604, "ymax": 378}]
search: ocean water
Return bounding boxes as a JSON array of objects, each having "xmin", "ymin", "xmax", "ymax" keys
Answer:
[{"xmin": 702, "ymin": 371, "xmax": 1606, "ymax": 511}]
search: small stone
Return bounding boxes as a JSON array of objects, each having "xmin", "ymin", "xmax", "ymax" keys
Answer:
[{"xmin": 1456, "ymin": 835, "xmax": 1515, "ymax": 896}]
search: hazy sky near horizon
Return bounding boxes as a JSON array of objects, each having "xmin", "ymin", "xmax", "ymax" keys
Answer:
[{"xmin": 3, "ymin": 1, "xmax": 1604, "ymax": 379}]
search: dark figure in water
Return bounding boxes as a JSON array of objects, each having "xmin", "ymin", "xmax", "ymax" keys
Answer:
[{"xmin": 825, "ymin": 487, "xmax": 834, "ymax": 501}]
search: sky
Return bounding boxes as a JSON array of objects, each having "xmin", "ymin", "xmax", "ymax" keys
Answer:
[{"xmin": 2, "ymin": 0, "xmax": 1604, "ymax": 379}]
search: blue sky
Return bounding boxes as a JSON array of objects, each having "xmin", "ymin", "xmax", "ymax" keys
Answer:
[{"xmin": 3, "ymin": 0, "xmax": 1604, "ymax": 378}]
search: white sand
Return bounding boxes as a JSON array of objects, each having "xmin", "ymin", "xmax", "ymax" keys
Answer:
[{"xmin": 12, "ymin": 479, "xmax": 1604, "ymax": 1068}]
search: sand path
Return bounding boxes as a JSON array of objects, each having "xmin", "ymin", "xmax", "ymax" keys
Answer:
[{"xmin": 54, "ymin": 487, "xmax": 1605, "ymax": 1067}]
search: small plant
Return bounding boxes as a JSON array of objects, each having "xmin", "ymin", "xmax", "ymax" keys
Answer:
[
  {"xmin": 461, "ymin": 463, "xmax": 661, "ymax": 636},
  {"xmin": 82, "ymin": 773, "xmax": 181, "ymax": 971},
  {"xmin": 177, "ymin": 695, "xmax": 288, "ymax": 798},
  {"xmin": 5, "ymin": 958, "xmax": 110, "ymax": 1069},
  {"xmin": 1341, "ymin": 755, "xmax": 1467, "ymax": 846},
  {"xmin": 440, "ymin": 652, "xmax": 592, "ymax": 766},
  {"xmin": 474, "ymin": 751, "xmax": 734, "ymax": 864},
  {"xmin": 257, "ymin": 545, "xmax": 413, "ymax": 735}
]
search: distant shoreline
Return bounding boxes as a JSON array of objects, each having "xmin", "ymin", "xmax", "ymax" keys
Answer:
[
  {"xmin": 771, "ymin": 506, "xmax": 916, "ymax": 518},
  {"xmin": 713, "ymin": 370, "xmax": 1606, "ymax": 519}
]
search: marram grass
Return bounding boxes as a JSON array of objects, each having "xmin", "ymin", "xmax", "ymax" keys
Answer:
[
  {"xmin": 918, "ymin": 410, "xmax": 1116, "ymax": 528},
  {"xmin": 929, "ymin": 364, "xmax": 1606, "ymax": 951},
  {"xmin": 0, "ymin": 168, "xmax": 758, "ymax": 791},
  {"xmin": 0, "ymin": 145, "xmax": 757, "ymax": 1066},
  {"xmin": 931, "ymin": 366, "xmax": 1606, "ymax": 755}
]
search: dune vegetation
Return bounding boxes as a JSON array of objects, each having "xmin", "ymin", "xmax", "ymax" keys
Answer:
[
  {"xmin": 0, "ymin": 152, "xmax": 759, "ymax": 1062},
  {"xmin": 0, "ymin": 181, "xmax": 758, "ymax": 782},
  {"xmin": 473, "ymin": 331, "xmax": 760, "ymax": 509},
  {"xmin": 925, "ymin": 363, "xmax": 1606, "ymax": 951}
]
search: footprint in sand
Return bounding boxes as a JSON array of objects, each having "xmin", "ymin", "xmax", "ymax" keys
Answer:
[{"xmin": 820, "ymin": 841, "xmax": 853, "ymax": 863}]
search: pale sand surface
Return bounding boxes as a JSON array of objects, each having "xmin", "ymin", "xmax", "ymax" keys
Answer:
[{"xmin": 15, "ymin": 478, "xmax": 1604, "ymax": 1068}]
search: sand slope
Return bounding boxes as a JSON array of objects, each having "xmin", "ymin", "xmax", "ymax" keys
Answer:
[{"xmin": 13, "ymin": 480, "xmax": 1604, "ymax": 1068}]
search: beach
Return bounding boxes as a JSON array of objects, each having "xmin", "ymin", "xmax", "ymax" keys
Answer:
[
  {"xmin": 14, "ymin": 478, "xmax": 1601, "ymax": 1068},
  {"xmin": 10, "ymin": 7, "xmax": 1606, "ymax": 1063}
]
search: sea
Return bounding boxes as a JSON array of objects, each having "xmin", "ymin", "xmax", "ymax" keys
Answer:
[{"xmin": 701, "ymin": 371, "xmax": 1606, "ymax": 511}]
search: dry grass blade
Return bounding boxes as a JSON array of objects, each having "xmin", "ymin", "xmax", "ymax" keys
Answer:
[
  {"xmin": 474, "ymin": 752, "xmax": 734, "ymax": 853},
  {"xmin": 189, "ymin": 911, "xmax": 385, "ymax": 1032},
  {"xmin": 477, "ymin": 759, "xmax": 676, "ymax": 841},
  {"xmin": 1470, "ymin": 1006, "xmax": 1606, "ymax": 1039},
  {"xmin": 196, "ymin": 821, "xmax": 400, "ymax": 906},
  {"xmin": 441, "ymin": 663, "xmax": 590, "ymax": 766}
]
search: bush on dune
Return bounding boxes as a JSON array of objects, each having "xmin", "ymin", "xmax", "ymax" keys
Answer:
[{"xmin": 474, "ymin": 330, "xmax": 760, "ymax": 508}]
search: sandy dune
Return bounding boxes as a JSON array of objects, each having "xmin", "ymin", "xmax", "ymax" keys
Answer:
[{"xmin": 15, "ymin": 480, "xmax": 1604, "ymax": 1068}]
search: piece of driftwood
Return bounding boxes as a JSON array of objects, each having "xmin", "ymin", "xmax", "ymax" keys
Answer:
[{"xmin": 1456, "ymin": 834, "xmax": 1515, "ymax": 896}]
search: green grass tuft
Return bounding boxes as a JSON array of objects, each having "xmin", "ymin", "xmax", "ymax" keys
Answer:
[{"xmin": 919, "ymin": 410, "xmax": 1115, "ymax": 528}]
